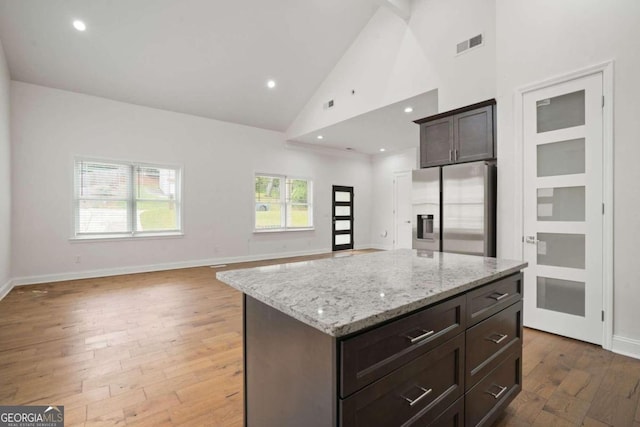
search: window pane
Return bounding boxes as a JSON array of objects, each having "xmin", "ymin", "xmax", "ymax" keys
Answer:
[
  {"xmin": 335, "ymin": 220, "xmax": 351, "ymax": 231},
  {"xmin": 288, "ymin": 179, "xmax": 309, "ymax": 203},
  {"xmin": 537, "ymin": 186, "xmax": 585, "ymax": 222},
  {"xmin": 137, "ymin": 167, "xmax": 177, "ymax": 200},
  {"xmin": 255, "ymin": 203, "xmax": 283, "ymax": 229},
  {"xmin": 335, "ymin": 191, "xmax": 351, "ymax": 202},
  {"xmin": 77, "ymin": 161, "xmax": 130, "ymax": 199},
  {"xmin": 78, "ymin": 200, "xmax": 129, "ymax": 233},
  {"xmin": 335, "ymin": 234, "xmax": 351, "ymax": 245},
  {"xmin": 335, "ymin": 206, "xmax": 351, "ymax": 216},
  {"xmin": 537, "ymin": 276, "xmax": 585, "ymax": 317},
  {"xmin": 287, "ymin": 204, "xmax": 311, "ymax": 228},
  {"xmin": 255, "ymin": 175, "xmax": 283, "ymax": 229},
  {"xmin": 137, "ymin": 200, "xmax": 178, "ymax": 231},
  {"xmin": 537, "ymin": 138, "xmax": 585, "ymax": 177},
  {"xmin": 537, "ymin": 232, "xmax": 585, "ymax": 269},
  {"xmin": 536, "ymin": 90, "xmax": 585, "ymax": 133}
]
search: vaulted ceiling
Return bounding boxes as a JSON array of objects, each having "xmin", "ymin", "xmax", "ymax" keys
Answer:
[{"xmin": 0, "ymin": 0, "xmax": 379, "ymax": 131}]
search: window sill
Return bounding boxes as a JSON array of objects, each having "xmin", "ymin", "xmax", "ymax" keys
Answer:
[
  {"xmin": 70, "ymin": 232, "xmax": 184, "ymax": 243},
  {"xmin": 253, "ymin": 228, "xmax": 315, "ymax": 234}
]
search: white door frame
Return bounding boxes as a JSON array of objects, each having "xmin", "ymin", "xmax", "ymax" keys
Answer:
[
  {"xmin": 393, "ymin": 170, "xmax": 412, "ymax": 250},
  {"xmin": 513, "ymin": 61, "xmax": 614, "ymax": 350}
]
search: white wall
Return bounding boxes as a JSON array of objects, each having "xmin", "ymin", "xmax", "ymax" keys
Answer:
[
  {"xmin": 496, "ymin": 0, "xmax": 640, "ymax": 350},
  {"xmin": 370, "ymin": 148, "xmax": 417, "ymax": 250},
  {"xmin": 0, "ymin": 41, "xmax": 10, "ymax": 294},
  {"xmin": 10, "ymin": 82, "xmax": 372, "ymax": 283},
  {"xmin": 287, "ymin": 0, "xmax": 496, "ymax": 139}
]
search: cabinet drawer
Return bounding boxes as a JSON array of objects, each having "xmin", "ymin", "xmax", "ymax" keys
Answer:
[
  {"xmin": 466, "ymin": 300, "xmax": 523, "ymax": 389},
  {"xmin": 466, "ymin": 349, "xmax": 522, "ymax": 427},
  {"xmin": 340, "ymin": 334, "xmax": 464, "ymax": 427},
  {"xmin": 340, "ymin": 295, "xmax": 465, "ymax": 397},
  {"xmin": 426, "ymin": 396, "xmax": 464, "ymax": 427},
  {"xmin": 466, "ymin": 273, "xmax": 522, "ymax": 327}
]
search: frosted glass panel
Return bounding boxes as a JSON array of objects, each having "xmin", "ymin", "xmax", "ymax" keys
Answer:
[
  {"xmin": 335, "ymin": 234, "xmax": 351, "ymax": 245},
  {"xmin": 537, "ymin": 186, "xmax": 585, "ymax": 221},
  {"xmin": 537, "ymin": 276, "xmax": 585, "ymax": 317},
  {"xmin": 335, "ymin": 220, "xmax": 351, "ymax": 231},
  {"xmin": 335, "ymin": 191, "xmax": 351, "ymax": 202},
  {"xmin": 537, "ymin": 233, "xmax": 585, "ymax": 269},
  {"xmin": 537, "ymin": 139, "xmax": 585, "ymax": 177},
  {"xmin": 335, "ymin": 206, "xmax": 351, "ymax": 217},
  {"xmin": 536, "ymin": 90, "xmax": 585, "ymax": 133}
]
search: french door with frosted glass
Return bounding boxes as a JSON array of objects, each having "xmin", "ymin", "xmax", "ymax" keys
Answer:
[
  {"xmin": 522, "ymin": 73, "xmax": 603, "ymax": 344},
  {"xmin": 332, "ymin": 186, "xmax": 354, "ymax": 251}
]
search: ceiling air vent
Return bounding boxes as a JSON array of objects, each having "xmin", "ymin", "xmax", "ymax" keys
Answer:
[{"xmin": 456, "ymin": 34, "xmax": 483, "ymax": 55}]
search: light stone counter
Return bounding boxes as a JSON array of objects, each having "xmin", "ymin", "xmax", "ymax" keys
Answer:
[{"xmin": 217, "ymin": 249, "xmax": 527, "ymax": 337}]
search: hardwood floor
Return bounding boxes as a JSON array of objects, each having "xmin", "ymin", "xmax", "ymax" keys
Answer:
[
  {"xmin": 496, "ymin": 328, "xmax": 640, "ymax": 427},
  {"xmin": 0, "ymin": 250, "xmax": 639, "ymax": 426}
]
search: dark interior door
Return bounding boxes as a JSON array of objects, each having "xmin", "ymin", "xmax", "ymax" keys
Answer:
[{"xmin": 332, "ymin": 186, "xmax": 354, "ymax": 251}]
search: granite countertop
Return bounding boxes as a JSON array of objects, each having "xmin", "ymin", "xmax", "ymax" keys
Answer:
[{"xmin": 217, "ymin": 249, "xmax": 527, "ymax": 337}]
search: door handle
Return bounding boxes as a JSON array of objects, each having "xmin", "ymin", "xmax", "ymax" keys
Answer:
[
  {"xmin": 485, "ymin": 384, "xmax": 508, "ymax": 400},
  {"xmin": 405, "ymin": 329, "xmax": 435, "ymax": 344},
  {"xmin": 489, "ymin": 292, "xmax": 509, "ymax": 301},
  {"xmin": 525, "ymin": 236, "xmax": 538, "ymax": 244},
  {"xmin": 405, "ymin": 220, "xmax": 411, "ymax": 224},
  {"xmin": 485, "ymin": 333, "xmax": 508, "ymax": 344},
  {"xmin": 401, "ymin": 386, "xmax": 432, "ymax": 406}
]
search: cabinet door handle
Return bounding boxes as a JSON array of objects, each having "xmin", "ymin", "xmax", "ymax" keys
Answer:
[
  {"xmin": 486, "ymin": 333, "xmax": 508, "ymax": 344},
  {"xmin": 454, "ymin": 149, "xmax": 458, "ymax": 161},
  {"xmin": 405, "ymin": 329, "xmax": 435, "ymax": 344},
  {"xmin": 489, "ymin": 292, "xmax": 509, "ymax": 301},
  {"xmin": 449, "ymin": 149, "xmax": 453, "ymax": 162},
  {"xmin": 485, "ymin": 384, "xmax": 508, "ymax": 400},
  {"xmin": 401, "ymin": 386, "xmax": 432, "ymax": 406}
]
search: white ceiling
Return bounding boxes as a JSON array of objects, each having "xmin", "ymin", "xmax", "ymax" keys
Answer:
[
  {"xmin": 0, "ymin": 0, "xmax": 379, "ymax": 131},
  {"xmin": 291, "ymin": 89, "xmax": 438, "ymax": 155}
]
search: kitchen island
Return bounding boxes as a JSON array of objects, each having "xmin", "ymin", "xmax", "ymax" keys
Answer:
[{"xmin": 217, "ymin": 249, "xmax": 527, "ymax": 427}]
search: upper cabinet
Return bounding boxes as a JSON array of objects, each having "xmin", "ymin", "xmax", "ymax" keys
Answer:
[{"xmin": 415, "ymin": 100, "xmax": 496, "ymax": 168}]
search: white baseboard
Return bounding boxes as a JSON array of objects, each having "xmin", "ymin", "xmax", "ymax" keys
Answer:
[
  {"xmin": 11, "ymin": 246, "xmax": 384, "ymax": 287},
  {"xmin": 368, "ymin": 243, "xmax": 395, "ymax": 251},
  {"xmin": 0, "ymin": 278, "xmax": 13, "ymax": 301},
  {"xmin": 612, "ymin": 335, "xmax": 640, "ymax": 360}
]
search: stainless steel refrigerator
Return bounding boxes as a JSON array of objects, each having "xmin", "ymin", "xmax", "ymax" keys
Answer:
[{"xmin": 412, "ymin": 161, "xmax": 496, "ymax": 257}]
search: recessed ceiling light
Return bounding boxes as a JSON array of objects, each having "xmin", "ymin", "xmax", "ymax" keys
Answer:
[
  {"xmin": 73, "ymin": 20, "xmax": 86, "ymax": 32},
  {"xmin": 404, "ymin": 106, "xmax": 413, "ymax": 113},
  {"xmin": 266, "ymin": 79, "xmax": 276, "ymax": 89},
  {"xmin": 316, "ymin": 135, "xmax": 323, "ymax": 140},
  {"xmin": 379, "ymin": 148, "xmax": 386, "ymax": 152}
]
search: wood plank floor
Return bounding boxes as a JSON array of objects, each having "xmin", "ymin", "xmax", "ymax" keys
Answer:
[{"xmin": 0, "ymin": 250, "xmax": 638, "ymax": 426}]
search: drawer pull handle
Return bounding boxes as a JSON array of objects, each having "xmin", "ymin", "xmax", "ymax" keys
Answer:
[
  {"xmin": 485, "ymin": 384, "xmax": 508, "ymax": 400},
  {"xmin": 489, "ymin": 292, "xmax": 509, "ymax": 301},
  {"xmin": 405, "ymin": 329, "xmax": 435, "ymax": 344},
  {"xmin": 402, "ymin": 386, "xmax": 433, "ymax": 406},
  {"xmin": 486, "ymin": 333, "xmax": 508, "ymax": 344}
]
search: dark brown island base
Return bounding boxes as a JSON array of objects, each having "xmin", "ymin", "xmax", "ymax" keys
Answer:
[{"xmin": 217, "ymin": 249, "xmax": 527, "ymax": 427}]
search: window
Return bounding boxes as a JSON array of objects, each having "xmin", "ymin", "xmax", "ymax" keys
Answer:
[
  {"xmin": 74, "ymin": 158, "xmax": 181, "ymax": 238},
  {"xmin": 255, "ymin": 174, "xmax": 313, "ymax": 231}
]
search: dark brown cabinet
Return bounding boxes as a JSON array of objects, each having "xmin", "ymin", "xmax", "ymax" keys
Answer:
[
  {"xmin": 341, "ymin": 334, "xmax": 464, "ymax": 427},
  {"xmin": 338, "ymin": 272, "xmax": 522, "ymax": 426},
  {"xmin": 416, "ymin": 100, "xmax": 496, "ymax": 168},
  {"xmin": 243, "ymin": 271, "xmax": 523, "ymax": 427},
  {"xmin": 340, "ymin": 295, "xmax": 465, "ymax": 397}
]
